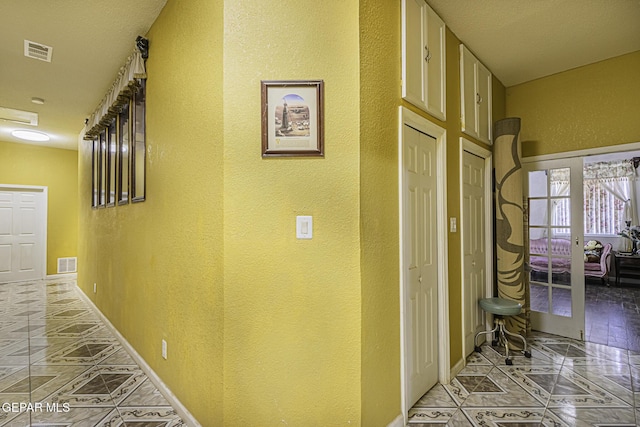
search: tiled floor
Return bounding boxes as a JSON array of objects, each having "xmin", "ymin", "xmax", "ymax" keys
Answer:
[
  {"xmin": 0, "ymin": 278, "xmax": 187, "ymax": 426},
  {"xmin": 409, "ymin": 332, "xmax": 640, "ymax": 426}
]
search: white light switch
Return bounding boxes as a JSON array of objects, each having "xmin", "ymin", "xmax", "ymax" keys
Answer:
[
  {"xmin": 450, "ymin": 217, "xmax": 457, "ymax": 233},
  {"xmin": 296, "ymin": 216, "xmax": 313, "ymax": 239}
]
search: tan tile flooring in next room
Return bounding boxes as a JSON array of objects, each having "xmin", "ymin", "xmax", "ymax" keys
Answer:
[{"xmin": 0, "ymin": 278, "xmax": 187, "ymax": 426}]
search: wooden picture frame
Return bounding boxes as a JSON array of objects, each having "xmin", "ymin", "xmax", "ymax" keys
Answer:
[{"xmin": 261, "ymin": 80, "xmax": 324, "ymax": 157}]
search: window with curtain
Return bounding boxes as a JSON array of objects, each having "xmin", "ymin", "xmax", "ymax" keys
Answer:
[
  {"xmin": 86, "ymin": 41, "xmax": 147, "ymax": 208},
  {"xmin": 550, "ymin": 160, "xmax": 636, "ymax": 236}
]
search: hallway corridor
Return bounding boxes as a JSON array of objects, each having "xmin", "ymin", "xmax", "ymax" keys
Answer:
[{"xmin": 0, "ymin": 278, "xmax": 187, "ymax": 426}]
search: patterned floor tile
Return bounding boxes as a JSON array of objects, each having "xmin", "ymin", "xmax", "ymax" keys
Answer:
[
  {"xmin": 28, "ymin": 364, "xmax": 94, "ymax": 402},
  {"xmin": 98, "ymin": 347, "xmax": 138, "ymax": 366},
  {"xmin": 461, "ymin": 407, "xmax": 558, "ymax": 426},
  {"xmin": 408, "ymin": 407, "xmax": 458, "ymax": 424},
  {"xmin": 30, "ymin": 406, "xmax": 124, "ymax": 426},
  {"xmin": 549, "ymin": 406, "xmax": 637, "ymax": 426},
  {"xmin": 119, "ymin": 378, "xmax": 172, "ymax": 407},
  {"xmin": 547, "ymin": 366, "xmax": 632, "ymax": 408},
  {"xmin": 0, "ymin": 411, "xmax": 29, "ymax": 427},
  {"xmin": 460, "ymin": 367, "xmax": 545, "ymax": 408},
  {"xmin": 40, "ymin": 366, "xmax": 119, "ymax": 407},
  {"xmin": 411, "ymin": 383, "xmax": 458, "ymax": 408},
  {"xmin": 412, "ymin": 331, "xmax": 640, "ymax": 427},
  {"xmin": 117, "ymin": 407, "xmax": 186, "ymax": 426},
  {"xmin": 32, "ymin": 338, "xmax": 121, "ymax": 366},
  {"xmin": 0, "ymin": 278, "xmax": 191, "ymax": 426}
]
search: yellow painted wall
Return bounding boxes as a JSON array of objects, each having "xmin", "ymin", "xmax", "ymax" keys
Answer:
[
  {"xmin": 507, "ymin": 51, "xmax": 640, "ymax": 157},
  {"xmin": 77, "ymin": 0, "xmax": 224, "ymax": 423},
  {"xmin": 222, "ymin": 1, "xmax": 361, "ymax": 425},
  {"xmin": 76, "ymin": 0, "xmax": 512, "ymax": 425},
  {"xmin": 0, "ymin": 140, "xmax": 78, "ymax": 276},
  {"xmin": 359, "ymin": 1, "xmax": 402, "ymax": 424}
]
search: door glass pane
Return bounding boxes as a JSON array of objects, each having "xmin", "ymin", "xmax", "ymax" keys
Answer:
[
  {"xmin": 530, "ymin": 283, "xmax": 549, "ymax": 313},
  {"xmin": 529, "ymin": 199, "xmax": 548, "ymax": 226},
  {"xmin": 528, "ymin": 170, "xmax": 548, "ymax": 197},
  {"xmin": 552, "ymin": 287, "xmax": 572, "ymax": 317},
  {"xmin": 551, "ymin": 198, "xmax": 570, "ymax": 226},
  {"xmin": 550, "ymin": 168, "xmax": 570, "ymax": 196}
]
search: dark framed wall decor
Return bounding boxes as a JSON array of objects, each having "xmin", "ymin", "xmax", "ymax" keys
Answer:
[
  {"xmin": 131, "ymin": 80, "xmax": 146, "ymax": 202},
  {"xmin": 117, "ymin": 103, "xmax": 130, "ymax": 205},
  {"xmin": 261, "ymin": 80, "xmax": 324, "ymax": 157},
  {"xmin": 107, "ymin": 118, "xmax": 117, "ymax": 207},
  {"xmin": 99, "ymin": 130, "xmax": 107, "ymax": 208},
  {"xmin": 91, "ymin": 138, "xmax": 99, "ymax": 208}
]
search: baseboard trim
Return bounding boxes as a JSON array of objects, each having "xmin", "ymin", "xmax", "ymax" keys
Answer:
[
  {"xmin": 75, "ymin": 285, "xmax": 201, "ymax": 426},
  {"xmin": 387, "ymin": 413, "xmax": 405, "ymax": 427},
  {"xmin": 46, "ymin": 273, "xmax": 77, "ymax": 281}
]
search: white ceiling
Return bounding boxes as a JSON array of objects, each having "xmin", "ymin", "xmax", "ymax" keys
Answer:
[
  {"xmin": 427, "ymin": 0, "xmax": 640, "ymax": 87},
  {"xmin": 0, "ymin": 1, "xmax": 638, "ymax": 151},
  {"xmin": 0, "ymin": 0, "xmax": 166, "ymax": 151}
]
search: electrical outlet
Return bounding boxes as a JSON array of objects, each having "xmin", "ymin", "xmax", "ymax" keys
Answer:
[
  {"xmin": 161, "ymin": 339, "xmax": 167, "ymax": 360},
  {"xmin": 93, "ymin": 283, "xmax": 97, "ymax": 293}
]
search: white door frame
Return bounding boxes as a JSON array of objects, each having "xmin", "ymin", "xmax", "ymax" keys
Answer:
[
  {"xmin": 0, "ymin": 184, "xmax": 48, "ymax": 283},
  {"xmin": 399, "ymin": 107, "xmax": 450, "ymax": 420},
  {"xmin": 459, "ymin": 138, "xmax": 493, "ymax": 360}
]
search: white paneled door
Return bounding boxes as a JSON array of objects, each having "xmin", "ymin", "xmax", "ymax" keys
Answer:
[
  {"xmin": 0, "ymin": 187, "xmax": 47, "ymax": 282},
  {"xmin": 462, "ymin": 150, "xmax": 488, "ymax": 356},
  {"xmin": 402, "ymin": 124, "xmax": 438, "ymax": 408}
]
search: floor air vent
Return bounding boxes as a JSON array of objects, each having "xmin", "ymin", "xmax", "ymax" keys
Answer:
[
  {"xmin": 57, "ymin": 257, "xmax": 77, "ymax": 274},
  {"xmin": 24, "ymin": 40, "xmax": 53, "ymax": 62}
]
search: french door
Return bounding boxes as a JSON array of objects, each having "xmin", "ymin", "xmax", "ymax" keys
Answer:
[{"xmin": 524, "ymin": 157, "xmax": 584, "ymax": 340}]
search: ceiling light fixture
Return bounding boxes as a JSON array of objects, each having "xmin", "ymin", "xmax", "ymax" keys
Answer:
[
  {"xmin": 31, "ymin": 97, "xmax": 45, "ymax": 105},
  {"xmin": 11, "ymin": 130, "xmax": 50, "ymax": 142}
]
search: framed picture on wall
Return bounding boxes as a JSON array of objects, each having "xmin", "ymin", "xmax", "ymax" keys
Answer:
[{"xmin": 261, "ymin": 80, "xmax": 324, "ymax": 157}]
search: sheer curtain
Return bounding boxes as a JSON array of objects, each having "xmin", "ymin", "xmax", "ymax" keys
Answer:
[
  {"xmin": 549, "ymin": 168, "xmax": 570, "ymax": 237},
  {"xmin": 548, "ymin": 160, "xmax": 637, "ymax": 235},
  {"xmin": 583, "ymin": 160, "xmax": 636, "ymax": 234}
]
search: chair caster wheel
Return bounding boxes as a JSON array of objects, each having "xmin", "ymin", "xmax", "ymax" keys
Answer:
[
  {"xmin": 524, "ymin": 351, "xmax": 531, "ymax": 358},
  {"xmin": 505, "ymin": 358, "xmax": 513, "ymax": 366},
  {"xmin": 474, "ymin": 346, "xmax": 482, "ymax": 353}
]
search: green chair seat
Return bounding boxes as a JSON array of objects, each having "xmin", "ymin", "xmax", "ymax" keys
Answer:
[{"xmin": 479, "ymin": 297, "xmax": 522, "ymax": 316}]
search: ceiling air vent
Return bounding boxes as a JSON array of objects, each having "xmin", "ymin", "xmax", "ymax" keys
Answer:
[
  {"xmin": 24, "ymin": 40, "xmax": 53, "ymax": 62},
  {"xmin": 0, "ymin": 106, "xmax": 38, "ymax": 126}
]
